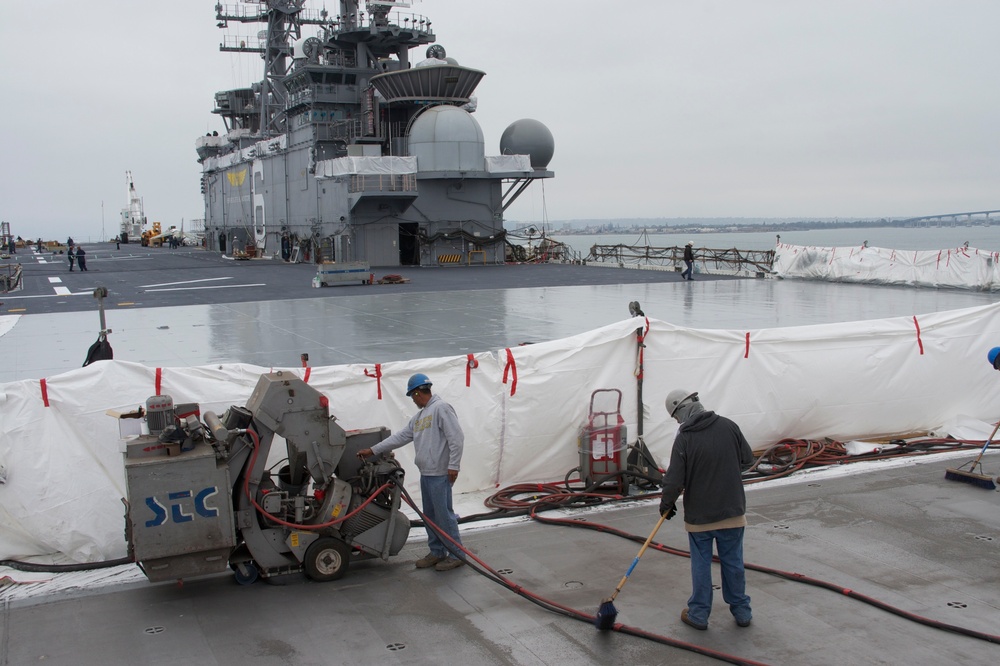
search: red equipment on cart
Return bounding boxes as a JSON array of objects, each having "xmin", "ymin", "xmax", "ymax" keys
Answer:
[{"xmin": 578, "ymin": 389, "xmax": 629, "ymax": 495}]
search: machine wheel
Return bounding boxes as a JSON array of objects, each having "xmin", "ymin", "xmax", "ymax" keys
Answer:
[
  {"xmin": 304, "ymin": 537, "xmax": 350, "ymax": 582},
  {"xmin": 232, "ymin": 561, "xmax": 259, "ymax": 586}
]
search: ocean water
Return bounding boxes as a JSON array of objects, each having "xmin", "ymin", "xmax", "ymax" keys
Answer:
[{"xmin": 546, "ymin": 225, "xmax": 1000, "ymax": 258}]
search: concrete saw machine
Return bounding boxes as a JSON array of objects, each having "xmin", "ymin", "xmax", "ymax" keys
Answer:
[{"xmin": 123, "ymin": 372, "xmax": 410, "ymax": 584}]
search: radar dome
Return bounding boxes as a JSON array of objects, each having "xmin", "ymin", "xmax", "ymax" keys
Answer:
[
  {"xmin": 500, "ymin": 119, "xmax": 554, "ymax": 169},
  {"xmin": 409, "ymin": 105, "xmax": 485, "ymax": 172}
]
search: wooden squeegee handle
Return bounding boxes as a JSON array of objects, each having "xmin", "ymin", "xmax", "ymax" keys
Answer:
[
  {"xmin": 609, "ymin": 512, "xmax": 668, "ymax": 603},
  {"xmin": 972, "ymin": 419, "xmax": 1000, "ymax": 464}
]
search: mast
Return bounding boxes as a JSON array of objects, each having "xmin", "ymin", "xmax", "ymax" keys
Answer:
[{"xmin": 215, "ymin": 0, "xmax": 328, "ymax": 138}]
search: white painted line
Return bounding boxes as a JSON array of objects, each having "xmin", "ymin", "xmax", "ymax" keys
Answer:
[
  {"xmin": 0, "ymin": 291, "xmax": 91, "ymax": 300},
  {"xmin": 138, "ymin": 277, "xmax": 234, "ymax": 288},
  {"xmin": 48, "ymin": 277, "xmax": 62, "ymax": 284},
  {"xmin": 142, "ymin": 283, "xmax": 267, "ymax": 292}
]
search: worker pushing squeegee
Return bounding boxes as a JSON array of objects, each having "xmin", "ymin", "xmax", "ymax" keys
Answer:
[
  {"xmin": 597, "ymin": 390, "xmax": 755, "ymax": 632},
  {"xmin": 944, "ymin": 347, "xmax": 1000, "ymax": 490}
]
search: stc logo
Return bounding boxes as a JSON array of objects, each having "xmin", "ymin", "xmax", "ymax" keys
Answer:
[{"xmin": 144, "ymin": 487, "xmax": 220, "ymax": 527}]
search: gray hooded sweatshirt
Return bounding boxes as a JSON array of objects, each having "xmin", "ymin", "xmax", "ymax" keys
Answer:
[{"xmin": 371, "ymin": 394, "xmax": 464, "ymax": 476}]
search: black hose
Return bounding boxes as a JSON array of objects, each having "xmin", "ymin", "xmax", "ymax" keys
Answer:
[{"xmin": 0, "ymin": 557, "xmax": 133, "ymax": 573}]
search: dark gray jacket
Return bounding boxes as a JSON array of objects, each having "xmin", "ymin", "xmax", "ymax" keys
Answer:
[{"xmin": 660, "ymin": 410, "xmax": 754, "ymax": 525}]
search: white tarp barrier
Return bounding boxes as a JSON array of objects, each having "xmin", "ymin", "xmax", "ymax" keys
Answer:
[
  {"xmin": 484, "ymin": 155, "xmax": 533, "ymax": 174},
  {"xmin": 315, "ymin": 156, "xmax": 418, "ymax": 178},
  {"xmin": 3, "ymin": 303, "xmax": 1000, "ymax": 562},
  {"xmin": 773, "ymin": 242, "xmax": 1000, "ymax": 290}
]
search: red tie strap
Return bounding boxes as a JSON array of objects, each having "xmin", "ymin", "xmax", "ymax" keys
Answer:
[
  {"xmin": 466, "ymin": 354, "xmax": 479, "ymax": 387},
  {"xmin": 913, "ymin": 316, "xmax": 924, "ymax": 355},
  {"xmin": 364, "ymin": 364, "xmax": 383, "ymax": 399},
  {"xmin": 503, "ymin": 348, "xmax": 518, "ymax": 396}
]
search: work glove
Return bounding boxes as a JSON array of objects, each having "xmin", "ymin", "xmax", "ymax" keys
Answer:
[{"xmin": 659, "ymin": 503, "xmax": 677, "ymax": 520}]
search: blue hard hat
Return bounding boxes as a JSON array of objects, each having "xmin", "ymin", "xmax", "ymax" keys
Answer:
[
  {"xmin": 406, "ymin": 373, "xmax": 432, "ymax": 396},
  {"xmin": 989, "ymin": 347, "xmax": 1000, "ymax": 368}
]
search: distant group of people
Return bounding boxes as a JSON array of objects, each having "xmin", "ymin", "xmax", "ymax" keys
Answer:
[{"xmin": 66, "ymin": 238, "xmax": 88, "ymax": 271}]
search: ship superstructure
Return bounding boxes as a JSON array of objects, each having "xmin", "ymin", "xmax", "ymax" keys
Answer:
[{"xmin": 198, "ymin": 0, "xmax": 554, "ymax": 266}]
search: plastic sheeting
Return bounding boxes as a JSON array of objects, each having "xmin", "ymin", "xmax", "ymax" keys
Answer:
[
  {"xmin": 484, "ymin": 155, "xmax": 533, "ymax": 174},
  {"xmin": 773, "ymin": 242, "xmax": 1000, "ymax": 290},
  {"xmin": 315, "ymin": 155, "xmax": 418, "ymax": 178},
  {"xmin": 3, "ymin": 303, "xmax": 1000, "ymax": 562},
  {"xmin": 202, "ymin": 134, "xmax": 288, "ymax": 172}
]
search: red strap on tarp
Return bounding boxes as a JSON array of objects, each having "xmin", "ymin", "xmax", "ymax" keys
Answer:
[
  {"xmin": 503, "ymin": 348, "xmax": 517, "ymax": 396},
  {"xmin": 913, "ymin": 316, "xmax": 924, "ymax": 355},
  {"xmin": 155, "ymin": 368, "xmax": 162, "ymax": 396},
  {"xmin": 364, "ymin": 364, "xmax": 383, "ymax": 399},
  {"xmin": 466, "ymin": 354, "xmax": 478, "ymax": 387},
  {"xmin": 40, "ymin": 378, "xmax": 49, "ymax": 407},
  {"xmin": 744, "ymin": 332, "xmax": 751, "ymax": 359},
  {"xmin": 303, "ymin": 367, "xmax": 311, "ymax": 384}
]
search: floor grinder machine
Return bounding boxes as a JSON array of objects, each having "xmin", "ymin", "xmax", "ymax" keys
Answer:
[{"xmin": 122, "ymin": 372, "xmax": 410, "ymax": 584}]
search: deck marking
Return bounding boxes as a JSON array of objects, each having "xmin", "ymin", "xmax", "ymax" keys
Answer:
[
  {"xmin": 0, "ymin": 291, "xmax": 90, "ymax": 300},
  {"xmin": 48, "ymin": 277, "xmax": 62, "ymax": 284},
  {"xmin": 142, "ymin": 283, "xmax": 266, "ymax": 292},
  {"xmin": 138, "ymin": 277, "xmax": 234, "ymax": 288},
  {"xmin": 53, "ymin": 287, "xmax": 71, "ymax": 296}
]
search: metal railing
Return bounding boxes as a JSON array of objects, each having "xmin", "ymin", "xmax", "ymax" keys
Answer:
[
  {"xmin": 348, "ymin": 173, "xmax": 417, "ymax": 194},
  {"xmin": 1, "ymin": 263, "xmax": 23, "ymax": 293},
  {"xmin": 586, "ymin": 244, "xmax": 775, "ymax": 275}
]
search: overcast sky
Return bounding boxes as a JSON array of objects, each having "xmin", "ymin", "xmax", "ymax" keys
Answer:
[{"xmin": 2, "ymin": 0, "xmax": 998, "ymax": 241}]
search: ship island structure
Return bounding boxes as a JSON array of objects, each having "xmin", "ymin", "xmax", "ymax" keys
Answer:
[{"xmin": 196, "ymin": 0, "xmax": 555, "ymax": 267}]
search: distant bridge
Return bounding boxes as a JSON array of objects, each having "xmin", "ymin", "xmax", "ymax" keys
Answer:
[{"xmin": 895, "ymin": 210, "xmax": 1000, "ymax": 226}]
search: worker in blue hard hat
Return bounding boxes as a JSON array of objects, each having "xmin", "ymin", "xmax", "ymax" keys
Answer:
[
  {"xmin": 989, "ymin": 347, "xmax": 1000, "ymax": 370},
  {"xmin": 357, "ymin": 373, "xmax": 466, "ymax": 571}
]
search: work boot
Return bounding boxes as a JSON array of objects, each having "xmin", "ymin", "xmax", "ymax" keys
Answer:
[
  {"xmin": 434, "ymin": 557, "xmax": 465, "ymax": 572},
  {"xmin": 681, "ymin": 608, "xmax": 708, "ymax": 630},
  {"xmin": 414, "ymin": 553, "xmax": 444, "ymax": 569}
]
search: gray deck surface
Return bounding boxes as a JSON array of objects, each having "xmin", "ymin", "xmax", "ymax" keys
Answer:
[
  {"xmin": 2, "ymin": 244, "xmax": 999, "ymax": 665},
  {"xmin": 2, "ymin": 454, "xmax": 998, "ymax": 665}
]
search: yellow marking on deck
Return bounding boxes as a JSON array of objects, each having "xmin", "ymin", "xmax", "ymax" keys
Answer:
[
  {"xmin": 117, "ymin": 302, "xmax": 136, "ymax": 306},
  {"xmin": 7, "ymin": 308, "xmax": 27, "ymax": 312}
]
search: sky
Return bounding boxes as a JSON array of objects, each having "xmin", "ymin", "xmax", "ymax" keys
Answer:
[{"xmin": 2, "ymin": 0, "xmax": 998, "ymax": 242}]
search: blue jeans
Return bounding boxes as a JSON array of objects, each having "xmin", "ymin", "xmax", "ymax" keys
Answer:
[
  {"xmin": 420, "ymin": 475, "xmax": 463, "ymax": 559},
  {"xmin": 686, "ymin": 527, "xmax": 751, "ymax": 625},
  {"xmin": 682, "ymin": 260, "xmax": 693, "ymax": 280}
]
